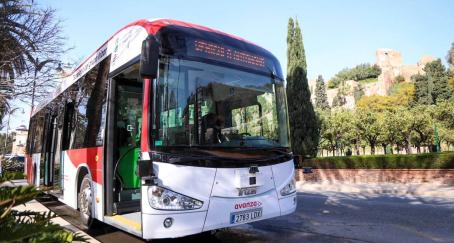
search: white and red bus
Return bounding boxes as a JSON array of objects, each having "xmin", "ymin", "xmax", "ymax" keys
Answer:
[{"xmin": 25, "ymin": 19, "xmax": 296, "ymax": 239}]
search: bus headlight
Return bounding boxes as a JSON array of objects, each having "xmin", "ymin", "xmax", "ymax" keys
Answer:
[
  {"xmin": 148, "ymin": 186, "xmax": 203, "ymax": 210},
  {"xmin": 280, "ymin": 178, "xmax": 296, "ymax": 196}
]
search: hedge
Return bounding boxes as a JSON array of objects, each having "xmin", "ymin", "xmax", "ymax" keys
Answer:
[
  {"xmin": 303, "ymin": 152, "xmax": 454, "ymax": 169},
  {"xmin": 0, "ymin": 171, "xmax": 25, "ymax": 180}
]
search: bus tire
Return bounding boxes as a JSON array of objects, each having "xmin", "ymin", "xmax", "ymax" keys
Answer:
[{"xmin": 78, "ymin": 174, "xmax": 94, "ymax": 228}]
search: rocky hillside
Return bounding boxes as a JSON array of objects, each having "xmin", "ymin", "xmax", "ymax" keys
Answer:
[{"xmin": 310, "ymin": 48, "xmax": 434, "ymax": 109}]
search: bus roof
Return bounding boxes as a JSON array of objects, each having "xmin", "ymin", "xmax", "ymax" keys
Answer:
[{"xmin": 31, "ymin": 19, "xmax": 266, "ymax": 117}]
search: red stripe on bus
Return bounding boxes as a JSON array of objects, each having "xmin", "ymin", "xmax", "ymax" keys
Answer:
[
  {"xmin": 66, "ymin": 147, "xmax": 103, "ymax": 185},
  {"xmin": 25, "ymin": 154, "xmax": 33, "ymax": 184},
  {"xmin": 70, "ymin": 19, "xmax": 256, "ymax": 78},
  {"xmin": 141, "ymin": 78, "xmax": 151, "ymax": 151}
]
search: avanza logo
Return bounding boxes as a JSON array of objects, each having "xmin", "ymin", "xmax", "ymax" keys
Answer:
[{"xmin": 234, "ymin": 201, "xmax": 262, "ymax": 210}]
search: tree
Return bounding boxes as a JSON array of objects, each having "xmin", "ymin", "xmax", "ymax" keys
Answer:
[
  {"xmin": 353, "ymin": 83, "xmax": 365, "ymax": 102},
  {"xmin": 286, "ymin": 18, "xmax": 319, "ymax": 157},
  {"xmin": 409, "ymin": 105, "xmax": 434, "ymax": 153},
  {"xmin": 356, "ymin": 94, "xmax": 404, "ymax": 112},
  {"xmin": 448, "ymin": 68, "xmax": 454, "ymax": 92},
  {"xmin": 332, "ymin": 82, "xmax": 349, "ymax": 107},
  {"xmin": 314, "ymin": 75, "xmax": 330, "ymax": 110},
  {"xmin": 433, "ymin": 101, "xmax": 454, "ymax": 130},
  {"xmin": 438, "ymin": 125, "xmax": 454, "ymax": 151},
  {"xmin": 388, "ymin": 82, "xmax": 415, "ymax": 106},
  {"xmin": 335, "ymin": 109, "xmax": 358, "ymax": 155},
  {"xmin": 317, "ymin": 108, "xmax": 355, "ymax": 156},
  {"xmin": 355, "ymin": 109, "xmax": 381, "ymax": 154},
  {"xmin": 412, "ymin": 74, "xmax": 431, "ymax": 105},
  {"xmin": 0, "ymin": 0, "xmax": 66, "ymax": 121},
  {"xmin": 328, "ymin": 63, "xmax": 381, "ymax": 88},
  {"xmin": 0, "ymin": 133, "xmax": 14, "ymax": 155},
  {"xmin": 447, "ymin": 42, "xmax": 454, "ymax": 67},
  {"xmin": 394, "ymin": 75, "xmax": 405, "ymax": 83},
  {"xmin": 317, "ymin": 109, "xmax": 335, "ymax": 156},
  {"xmin": 380, "ymin": 108, "xmax": 412, "ymax": 154},
  {"xmin": 424, "ymin": 59, "xmax": 451, "ymax": 104}
]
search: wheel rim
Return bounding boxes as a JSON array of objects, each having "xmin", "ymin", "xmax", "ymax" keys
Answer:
[{"xmin": 79, "ymin": 180, "xmax": 92, "ymax": 221}]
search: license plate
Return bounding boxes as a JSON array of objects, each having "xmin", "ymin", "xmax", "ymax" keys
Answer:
[{"xmin": 230, "ymin": 208, "xmax": 262, "ymax": 224}]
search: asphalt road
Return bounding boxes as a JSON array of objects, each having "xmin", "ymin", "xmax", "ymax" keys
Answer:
[{"xmin": 38, "ymin": 192, "xmax": 454, "ymax": 243}]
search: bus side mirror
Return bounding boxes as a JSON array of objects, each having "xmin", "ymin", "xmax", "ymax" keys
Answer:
[{"xmin": 140, "ymin": 35, "xmax": 159, "ymax": 79}]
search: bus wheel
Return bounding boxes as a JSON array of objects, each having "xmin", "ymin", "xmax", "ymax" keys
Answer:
[{"xmin": 78, "ymin": 174, "xmax": 93, "ymax": 227}]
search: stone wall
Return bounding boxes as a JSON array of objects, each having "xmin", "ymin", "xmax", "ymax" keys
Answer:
[{"xmin": 296, "ymin": 169, "xmax": 454, "ymax": 185}]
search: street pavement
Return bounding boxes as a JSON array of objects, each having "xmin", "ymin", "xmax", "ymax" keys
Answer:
[
  {"xmin": 36, "ymin": 190, "xmax": 454, "ymax": 243},
  {"xmin": 9, "ymin": 179, "xmax": 454, "ymax": 243},
  {"xmin": 243, "ymin": 192, "xmax": 454, "ymax": 243}
]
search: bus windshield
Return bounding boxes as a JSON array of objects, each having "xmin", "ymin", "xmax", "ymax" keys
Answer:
[{"xmin": 154, "ymin": 57, "xmax": 290, "ymax": 149}]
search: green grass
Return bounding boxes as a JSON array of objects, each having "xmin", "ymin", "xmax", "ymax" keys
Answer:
[
  {"xmin": 358, "ymin": 77, "xmax": 378, "ymax": 85},
  {"xmin": 303, "ymin": 152, "xmax": 454, "ymax": 169}
]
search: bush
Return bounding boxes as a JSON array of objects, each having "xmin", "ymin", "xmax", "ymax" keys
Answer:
[
  {"xmin": 0, "ymin": 171, "xmax": 25, "ymax": 180},
  {"xmin": 394, "ymin": 75, "xmax": 405, "ymax": 83},
  {"xmin": 303, "ymin": 152, "xmax": 454, "ymax": 169},
  {"xmin": 0, "ymin": 172, "xmax": 88, "ymax": 242},
  {"xmin": 329, "ymin": 63, "xmax": 381, "ymax": 88},
  {"xmin": 358, "ymin": 77, "xmax": 378, "ymax": 85}
]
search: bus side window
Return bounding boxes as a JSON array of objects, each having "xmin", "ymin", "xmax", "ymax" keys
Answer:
[
  {"xmin": 61, "ymin": 102, "xmax": 75, "ymax": 151},
  {"xmin": 27, "ymin": 117, "xmax": 36, "ymax": 154},
  {"xmin": 71, "ymin": 57, "xmax": 110, "ymax": 149}
]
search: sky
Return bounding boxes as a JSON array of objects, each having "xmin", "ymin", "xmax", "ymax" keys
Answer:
[{"xmin": 4, "ymin": 0, "xmax": 454, "ymax": 131}]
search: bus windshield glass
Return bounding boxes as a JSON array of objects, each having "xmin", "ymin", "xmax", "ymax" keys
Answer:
[{"xmin": 154, "ymin": 58, "xmax": 290, "ymax": 149}]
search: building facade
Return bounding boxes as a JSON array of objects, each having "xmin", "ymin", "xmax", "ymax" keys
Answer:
[{"xmin": 11, "ymin": 125, "xmax": 28, "ymax": 156}]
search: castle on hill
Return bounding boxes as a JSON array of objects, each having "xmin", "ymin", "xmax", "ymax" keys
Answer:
[{"xmin": 309, "ymin": 48, "xmax": 434, "ymax": 108}]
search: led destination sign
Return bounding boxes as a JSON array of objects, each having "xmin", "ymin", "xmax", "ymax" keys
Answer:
[{"xmin": 187, "ymin": 39, "xmax": 271, "ymax": 72}]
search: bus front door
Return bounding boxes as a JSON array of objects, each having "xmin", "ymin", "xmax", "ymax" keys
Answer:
[{"xmin": 104, "ymin": 72, "xmax": 144, "ymax": 236}]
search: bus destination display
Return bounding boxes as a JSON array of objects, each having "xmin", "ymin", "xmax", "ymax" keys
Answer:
[{"xmin": 187, "ymin": 39, "xmax": 270, "ymax": 72}]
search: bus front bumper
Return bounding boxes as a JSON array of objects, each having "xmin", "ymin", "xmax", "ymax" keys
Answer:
[{"xmin": 141, "ymin": 192, "xmax": 297, "ymax": 239}]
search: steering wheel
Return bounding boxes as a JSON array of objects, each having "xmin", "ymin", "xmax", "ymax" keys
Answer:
[{"xmin": 240, "ymin": 132, "xmax": 252, "ymax": 137}]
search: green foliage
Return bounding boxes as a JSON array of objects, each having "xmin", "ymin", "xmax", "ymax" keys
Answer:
[
  {"xmin": 332, "ymin": 82, "xmax": 349, "ymax": 107},
  {"xmin": 314, "ymin": 75, "xmax": 330, "ymax": 110},
  {"xmin": 358, "ymin": 77, "xmax": 378, "ymax": 85},
  {"xmin": 286, "ymin": 18, "xmax": 319, "ymax": 157},
  {"xmin": 317, "ymin": 108, "xmax": 357, "ymax": 155},
  {"xmin": 433, "ymin": 101, "xmax": 454, "ymax": 130},
  {"xmin": 0, "ymin": 172, "xmax": 25, "ymax": 180},
  {"xmin": 447, "ymin": 42, "xmax": 454, "ymax": 66},
  {"xmin": 394, "ymin": 75, "xmax": 405, "ymax": 83},
  {"xmin": 447, "ymin": 68, "xmax": 454, "ymax": 92},
  {"xmin": 304, "ymin": 152, "xmax": 454, "ymax": 169},
  {"xmin": 356, "ymin": 95, "xmax": 397, "ymax": 113},
  {"xmin": 379, "ymin": 108, "xmax": 412, "ymax": 153},
  {"xmin": 413, "ymin": 59, "xmax": 451, "ymax": 105},
  {"xmin": 355, "ymin": 109, "xmax": 381, "ymax": 154},
  {"xmin": 353, "ymin": 83, "xmax": 365, "ymax": 102},
  {"xmin": 332, "ymin": 91, "xmax": 346, "ymax": 107},
  {"xmin": 412, "ymin": 73, "xmax": 431, "ymax": 105},
  {"xmin": 329, "ymin": 63, "xmax": 381, "ymax": 88},
  {"xmin": 327, "ymin": 79, "xmax": 336, "ymax": 89},
  {"xmin": 424, "ymin": 59, "xmax": 451, "ymax": 104},
  {"xmin": 0, "ymin": 133, "xmax": 14, "ymax": 155},
  {"xmin": 0, "ymin": 173, "xmax": 87, "ymax": 242},
  {"xmin": 408, "ymin": 105, "xmax": 434, "ymax": 151}
]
